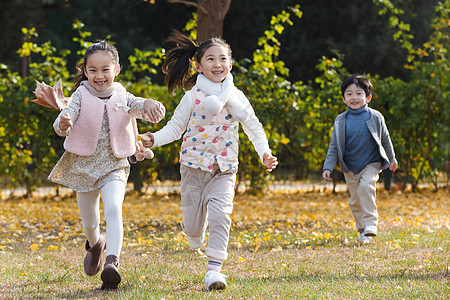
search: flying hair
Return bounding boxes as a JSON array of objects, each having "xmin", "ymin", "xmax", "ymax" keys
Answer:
[{"xmin": 162, "ymin": 30, "xmax": 233, "ymax": 94}]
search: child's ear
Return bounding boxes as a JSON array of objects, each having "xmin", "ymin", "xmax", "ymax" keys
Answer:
[
  {"xmin": 366, "ymin": 94, "xmax": 372, "ymax": 103},
  {"xmin": 115, "ymin": 65, "xmax": 121, "ymax": 76},
  {"xmin": 195, "ymin": 62, "xmax": 202, "ymax": 73}
]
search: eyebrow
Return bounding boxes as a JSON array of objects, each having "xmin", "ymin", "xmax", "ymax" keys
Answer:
[
  {"xmin": 87, "ymin": 65, "xmax": 112, "ymax": 69},
  {"xmin": 205, "ymin": 54, "xmax": 227, "ymax": 58}
]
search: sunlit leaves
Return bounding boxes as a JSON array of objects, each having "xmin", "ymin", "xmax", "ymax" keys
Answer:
[{"xmin": 0, "ymin": 188, "xmax": 449, "ymax": 260}]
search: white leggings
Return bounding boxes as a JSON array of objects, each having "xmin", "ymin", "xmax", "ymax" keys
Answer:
[{"xmin": 76, "ymin": 180, "xmax": 125, "ymax": 257}]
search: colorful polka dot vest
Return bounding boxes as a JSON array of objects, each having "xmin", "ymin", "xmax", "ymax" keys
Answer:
[{"xmin": 180, "ymin": 87, "xmax": 240, "ymax": 172}]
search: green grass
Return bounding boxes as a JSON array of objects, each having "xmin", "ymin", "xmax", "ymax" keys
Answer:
[
  {"xmin": 1, "ymin": 229, "xmax": 448, "ymax": 299},
  {"xmin": 0, "ymin": 189, "xmax": 448, "ymax": 299}
]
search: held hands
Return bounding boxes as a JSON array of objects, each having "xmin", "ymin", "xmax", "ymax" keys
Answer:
[
  {"xmin": 263, "ymin": 152, "xmax": 278, "ymax": 172},
  {"xmin": 322, "ymin": 170, "xmax": 332, "ymax": 183},
  {"xmin": 143, "ymin": 99, "xmax": 165, "ymax": 123},
  {"xmin": 141, "ymin": 132, "xmax": 155, "ymax": 148},
  {"xmin": 59, "ymin": 113, "xmax": 73, "ymax": 131}
]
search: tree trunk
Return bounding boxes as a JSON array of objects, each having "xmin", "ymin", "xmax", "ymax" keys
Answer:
[
  {"xmin": 197, "ymin": 0, "xmax": 231, "ymax": 42},
  {"xmin": 131, "ymin": 163, "xmax": 143, "ymax": 192},
  {"xmin": 168, "ymin": 0, "xmax": 231, "ymax": 42}
]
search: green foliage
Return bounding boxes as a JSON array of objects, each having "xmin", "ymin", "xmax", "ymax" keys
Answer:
[
  {"xmin": 298, "ymin": 54, "xmax": 348, "ymax": 177},
  {"xmin": 233, "ymin": 5, "xmax": 302, "ymax": 192},
  {"xmin": 0, "ymin": 27, "xmax": 72, "ymax": 194},
  {"xmin": 372, "ymin": 0, "xmax": 450, "ymax": 190}
]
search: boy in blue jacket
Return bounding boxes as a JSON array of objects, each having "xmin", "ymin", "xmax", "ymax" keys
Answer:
[{"xmin": 322, "ymin": 74, "xmax": 397, "ymax": 243}]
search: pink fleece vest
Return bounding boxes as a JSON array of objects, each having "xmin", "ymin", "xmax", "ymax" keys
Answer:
[{"xmin": 64, "ymin": 85, "xmax": 135, "ymax": 158}]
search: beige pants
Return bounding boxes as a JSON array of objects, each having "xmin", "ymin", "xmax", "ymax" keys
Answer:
[
  {"xmin": 179, "ymin": 164, "xmax": 237, "ymax": 260},
  {"xmin": 343, "ymin": 162, "xmax": 381, "ymax": 231}
]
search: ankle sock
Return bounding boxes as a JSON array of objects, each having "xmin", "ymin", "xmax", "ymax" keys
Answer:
[{"xmin": 206, "ymin": 257, "xmax": 223, "ymax": 273}]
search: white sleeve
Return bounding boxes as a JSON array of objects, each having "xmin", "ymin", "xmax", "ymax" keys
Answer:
[
  {"xmin": 152, "ymin": 91, "xmax": 192, "ymax": 148},
  {"xmin": 239, "ymin": 91, "xmax": 271, "ymax": 163}
]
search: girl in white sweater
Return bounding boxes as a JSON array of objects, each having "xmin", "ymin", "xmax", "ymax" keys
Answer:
[{"xmin": 142, "ymin": 31, "xmax": 278, "ymax": 291}]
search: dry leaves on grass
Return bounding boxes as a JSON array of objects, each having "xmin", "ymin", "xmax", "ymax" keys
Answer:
[{"xmin": 0, "ymin": 188, "xmax": 448, "ymax": 253}]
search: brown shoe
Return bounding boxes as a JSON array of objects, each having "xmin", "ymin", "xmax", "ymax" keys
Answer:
[
  {"xmin": 83, "ymin": 234, "xmax": 106, "ymax": 276},
  {"xmin": 101, "ymin": 255, "xmax": 121, "ymax": 290}
]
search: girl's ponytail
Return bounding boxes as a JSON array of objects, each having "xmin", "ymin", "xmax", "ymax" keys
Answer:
[
  {"xmin": 162, "ymin": 30, "xmax": 198, "ymax": 93},
  {"xmin": 73, "ymin": 62, "xmax": 87, "ymax": 90}
]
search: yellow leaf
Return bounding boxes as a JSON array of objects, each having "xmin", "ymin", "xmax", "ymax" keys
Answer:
[
  {"xmin": 280, "ymin": 137, "xmax": 290, "ymax": 144},
  {"xmin": 30, "ymin": 244, "xmax": 39, "ymax": 251},
  {"xmin": 196, "ymin": 249, "xmax": 206, "ymax": 257},
  {"xmin": 271, "ymin": 246, "xmax": 283, "ymax": 252},
  {"xmin": 238, "ymin": 257, "xmax": 246, "ymax": 262},
  {"xmin": 48, "ymin": 245, "xmax": 58, "ymax": 251}
]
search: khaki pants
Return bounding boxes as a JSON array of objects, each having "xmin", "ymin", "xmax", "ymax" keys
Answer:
[
  {"xmin": 343, "ymin": 162, "xmax": 381, "ymax": 231},
  {"xmin": 179, "ymin": 164, "xmax": 237, "ymax": 260}
]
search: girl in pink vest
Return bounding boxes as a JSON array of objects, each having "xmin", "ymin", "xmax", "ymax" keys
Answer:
[
  {"xmin": 142, "ymin": 31, "xmax": 278, "ymax": 291},
  {"xmin": 48, "ymin": 41, "xmax": 165, "ymax": 290}
]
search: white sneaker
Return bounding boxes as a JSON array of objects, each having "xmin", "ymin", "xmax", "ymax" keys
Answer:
[
  {"xmin": 359, "ymin": 232, "xmax": 372, "ymax": 244},
  {"xmin": 205, "ymin": 270, "xmax": 227, "ymax": 291},
  {"xmin": 364, "ymin": 225, "xmax": 377, "ymax": 237},
  {"xmin": 187, "ymin": 233, "xmax": 205, "ymax": 249}
]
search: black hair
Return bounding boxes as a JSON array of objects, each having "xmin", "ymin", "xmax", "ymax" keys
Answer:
[
  {"xmin": 341, "ymin": 74, "xmax": 373, "ymax": 97},
  {"xmin": 73, "ymin": 40, "xmax": 120, "ymax": 89},
  {"xmin": 162, "ymin": 30, "xmax": 233, "ymax": 94}
]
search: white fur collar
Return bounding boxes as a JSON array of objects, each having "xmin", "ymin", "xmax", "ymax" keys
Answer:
[
  {"xmin": 195, "ymin": 73, "xmax": 251, "ymax": 122},
  {"xmin": 196, "ymin": 73, "xmax": 234, "ymax": 96}
]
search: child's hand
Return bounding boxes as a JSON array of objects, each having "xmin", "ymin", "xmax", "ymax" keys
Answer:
[
  {"xmin": 322, "ymin": 170, "xmax": 333, "ymax": 183},
  {"xmin": 263, "ymin": 152, "xmax": 278, "ymax": 172},
  {"xmin": 143, "ymin": 99, "xmax": 164, "ymax": 123},
  {"xmin": 389, "ymin": 161, "xmax": 398, "ymax": 172},
  {"xmin": 140, "ymin": 132, "xmax": 154, "ymax": 148},
  {"xmin": 59, "ymin": 113, "xmax": 72, "ymax": 131}
]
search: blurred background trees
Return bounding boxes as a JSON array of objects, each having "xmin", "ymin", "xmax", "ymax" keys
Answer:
[{"xmin": 0, "ymin": 0, "xmax": 448, "ymax": 194}]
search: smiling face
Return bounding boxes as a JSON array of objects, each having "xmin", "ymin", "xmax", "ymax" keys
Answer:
[
  {"xmin": 342, "ymin": 83, "xmax": 372, "ymax": 110},
  {"xmin": 195, "ymin": 45, "xmax": 232, "ymax": 83},
  {"xmin": 84, "ymin": 51, "xmax": 120, "ymax": 92}
]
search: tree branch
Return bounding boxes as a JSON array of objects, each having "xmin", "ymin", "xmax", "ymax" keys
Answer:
[{"xmin": 167, "ymin": 0, "xmax": 208, "ymax": 15}]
